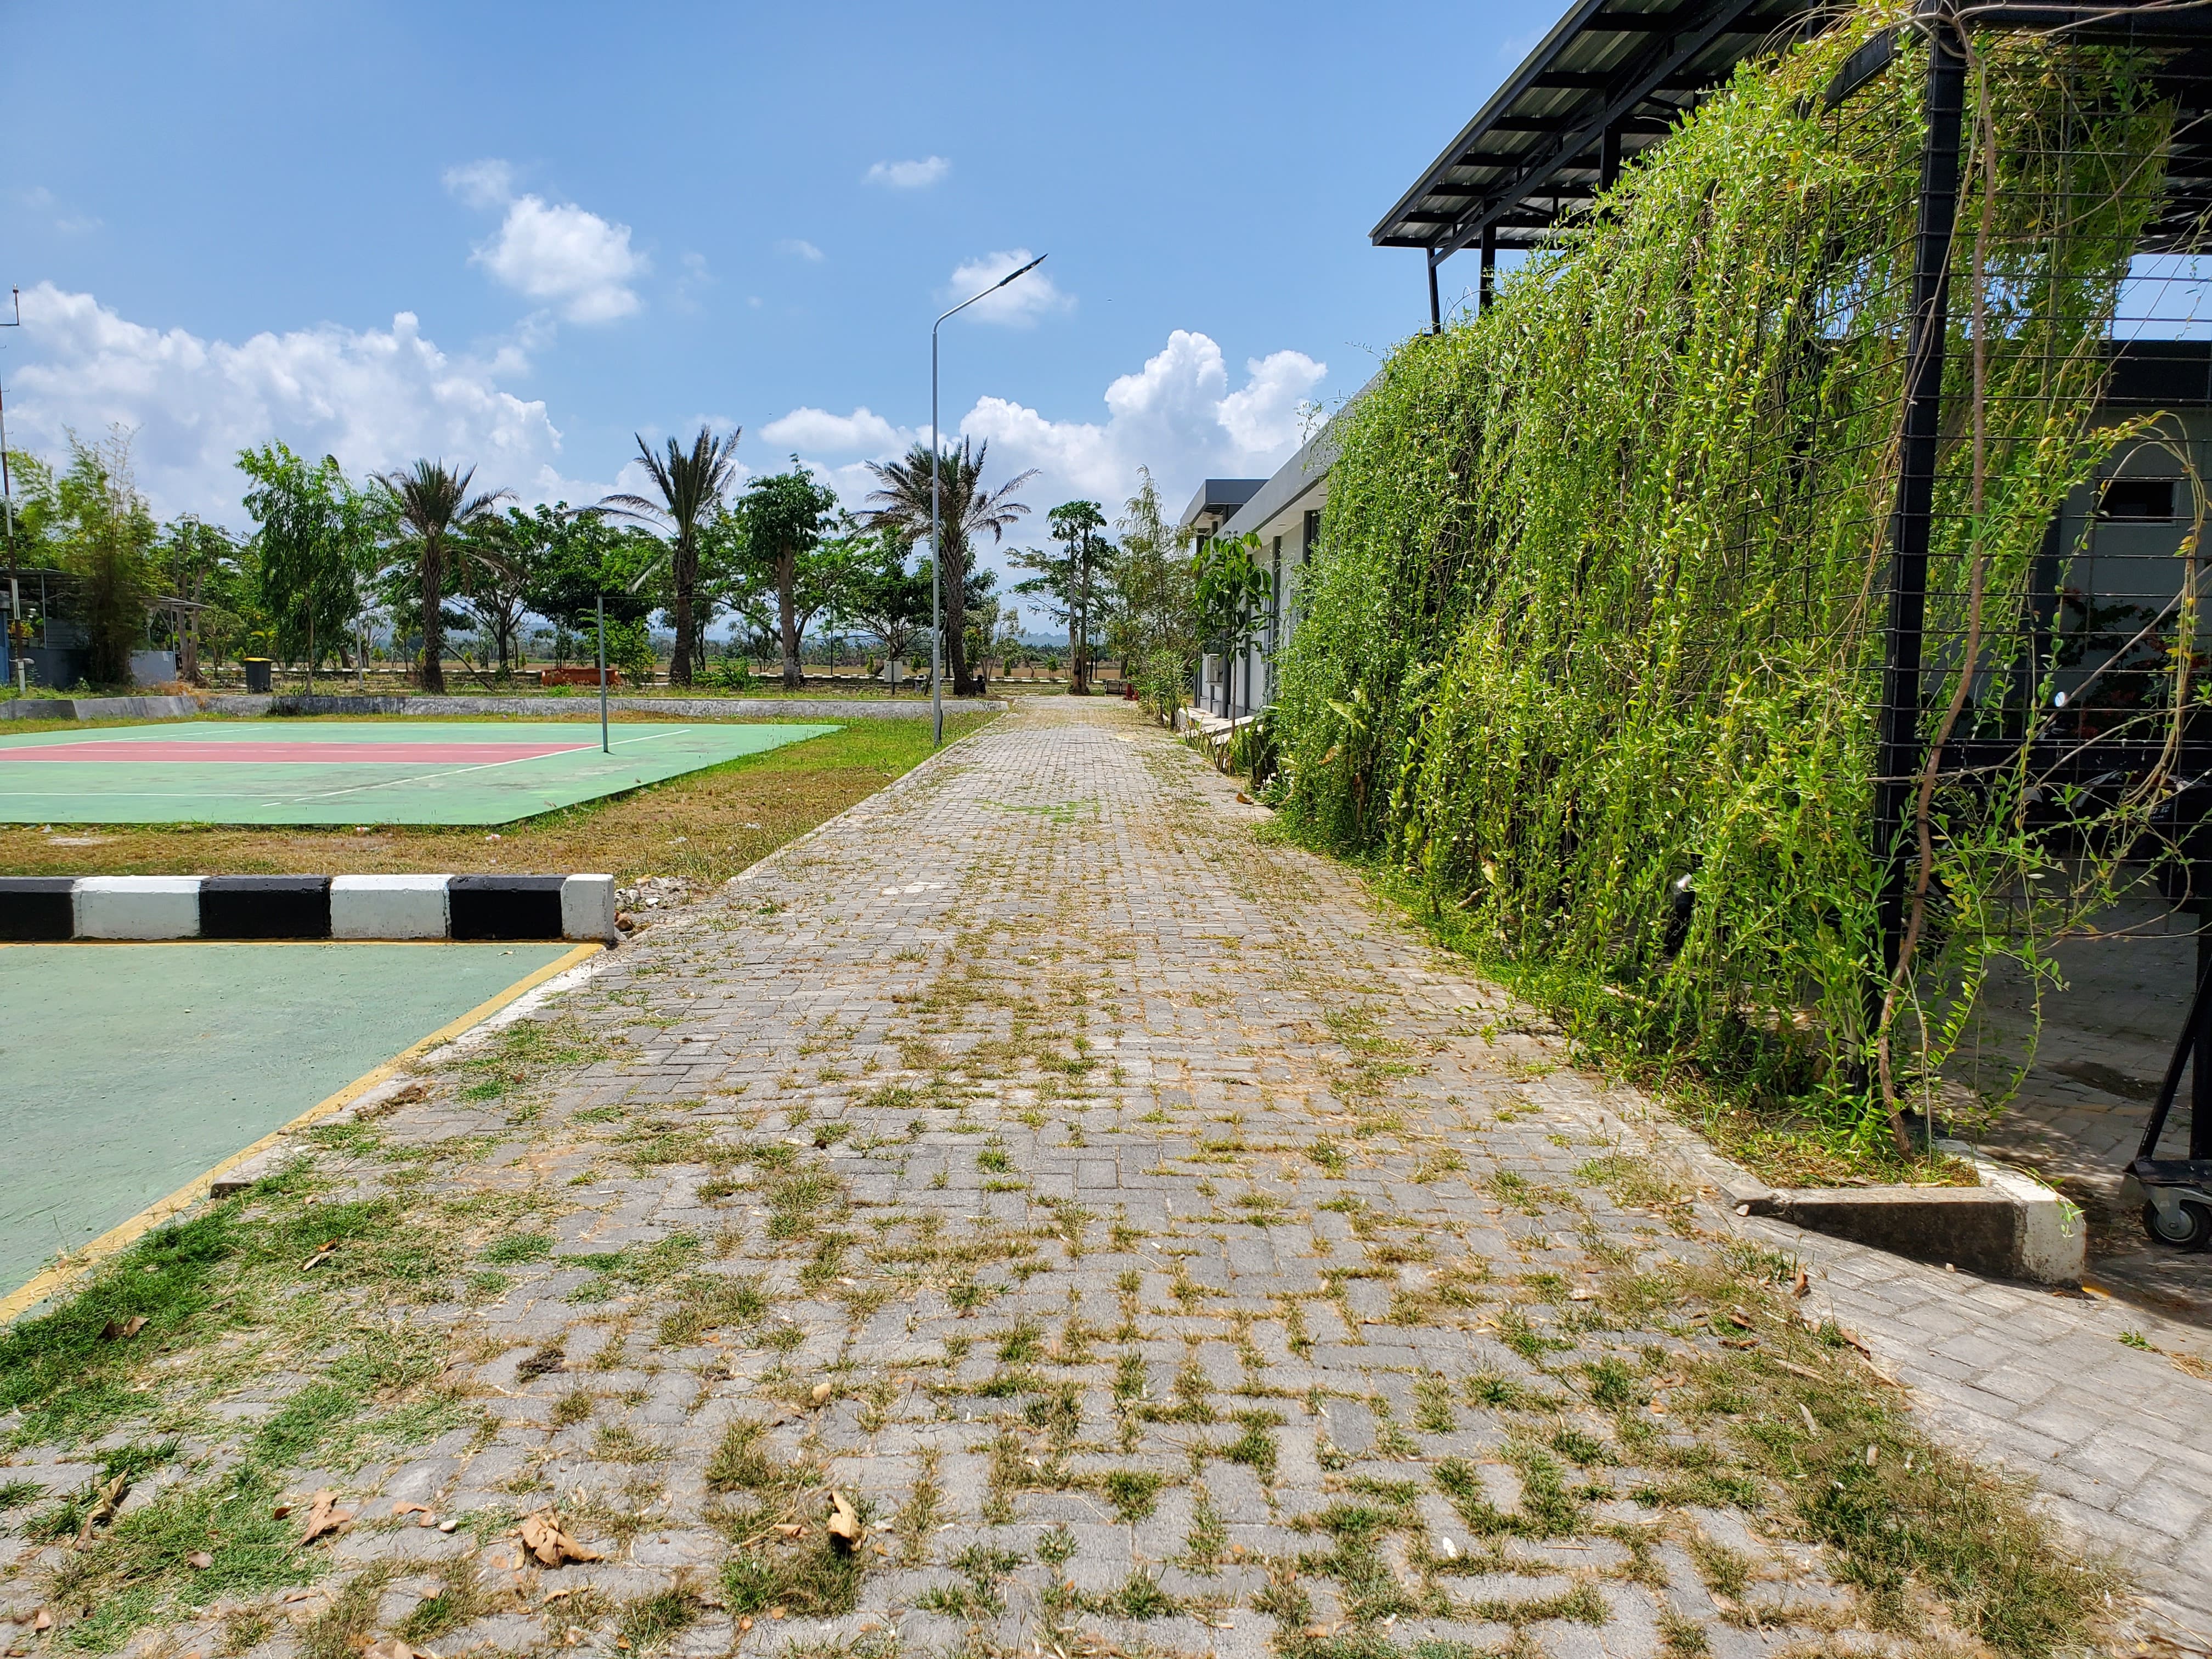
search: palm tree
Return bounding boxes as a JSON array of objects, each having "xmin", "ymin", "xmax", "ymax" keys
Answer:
[
  {"xmin": 600, "ymin": 427, "xmax": 742, "ymax": 686},
  {"xmin": 377, "ymin": 460, "xmax": 510, "ymax": 695},
  {"xmin": 863, "ymin": 438, "xmax": 1035, "ymax": 696}
]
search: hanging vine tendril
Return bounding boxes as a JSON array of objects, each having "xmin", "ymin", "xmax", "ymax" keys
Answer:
[{"xmin": 1276, "ymin": 3, "xmax": 2193, "ymax": 1149}]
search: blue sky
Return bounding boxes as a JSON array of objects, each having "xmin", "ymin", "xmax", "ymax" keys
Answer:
[{"xmin": 2, "ymin": 0, "xmax": 1552, "ymax": 606}]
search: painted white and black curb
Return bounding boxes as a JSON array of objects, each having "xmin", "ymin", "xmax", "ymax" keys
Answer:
[{"xmin": 0, "ymin": 873, "xmax": 616, "ymax": 943}]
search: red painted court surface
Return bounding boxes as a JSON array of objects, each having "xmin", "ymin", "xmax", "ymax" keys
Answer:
[{"xmin": 0, "ymin": 719, "xmax": 836, "ymax": 825}]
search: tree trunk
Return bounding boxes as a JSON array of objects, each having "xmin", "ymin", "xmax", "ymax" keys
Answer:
[
  {"xmin": 669, "ymin": 533, "xmax": 696, "ymax": 687},
  {"xmin": 777, "ymin": 549, "xmax": 804, "ymax": 689},
  {"xmin": 419, "ymin": 536, "xmax": 447, "ymax": 695},
  {"xmin": 946, "ymin": 538, "xmax": 975, "ymax": 696}
]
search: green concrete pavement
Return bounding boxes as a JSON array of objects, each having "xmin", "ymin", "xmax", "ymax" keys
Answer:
[
  {"xmin": 0, "ymin": 720, "xmax": 837, "ymax": 824},
  {"xmin": 0, "ymin": 941, "xmax": 573, "ymax": 1295}
]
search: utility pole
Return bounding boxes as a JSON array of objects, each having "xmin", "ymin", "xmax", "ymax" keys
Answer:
[
  {"xmin": 2, "ymin": 289, "xmax": 23, "ymax": 693},
  {"xmin": 932, "ymin": 254, "xmax": 1047, "ymax": 747}
]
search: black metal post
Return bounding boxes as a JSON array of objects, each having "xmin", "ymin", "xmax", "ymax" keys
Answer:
[
  {"xmin": 1874, "ymin": 12, "xmax": 1968, "ymax": 986},
  {"xmin": 1427, "ymin": 255, "xmax": 1442, "ymax": 334},
  {"xmin": 1479, "ymin": 224, "xmax": 1498, "ymax": 313},
  {"xmin": 2197, "ymin": 917, "xmax": 2212, "ymax": 1159},
  {"xmin": 1599, "ymin": 124, "xmax": 1622, "ymax": 191}
]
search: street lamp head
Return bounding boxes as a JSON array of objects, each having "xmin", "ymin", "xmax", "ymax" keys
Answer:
[{"xmin": 996, "ymin": 253, "xmax": 1048, "ymax": 290}]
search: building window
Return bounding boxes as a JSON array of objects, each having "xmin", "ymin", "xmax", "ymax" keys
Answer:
[{"xmin": 2098, "ymin": 478, "xmax": 2179, "ymax": 521}]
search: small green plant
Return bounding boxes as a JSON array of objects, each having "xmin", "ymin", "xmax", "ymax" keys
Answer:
[{"xmin": 1099, "ymin": 1468, "xmax": 1166, "ymax": 1521}]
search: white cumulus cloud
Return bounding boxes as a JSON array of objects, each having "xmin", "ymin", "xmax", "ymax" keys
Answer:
[
  {"xmin": 958, "ymin": 329, "xmax": 1324, "ymax": 517},
  {"xmin": 759, "ymin": 405, "xmax": 910, "ymax": 454},
  {"xmin": 3, "ymin": 284, "xmax": 599, "ymax": 523},
  {"xmin": 865, "ymin": 156, "xmax": 950, "ymax": 189},
  {"xmin": 444, "ymin": 162, "xmax": 647, "ymax": 324},
  {"xmin": 776, "ymin": 238, "xmax": 825, "ymax": 262},
  {"xmin": 944, "ymin": 250, "xmax": 1070, "ymax": 328},
  {"xmin": 442, "ymin": 157, "xmax": 515, "ymax": 210},
  {"xmin": 471, "ymin": 195, "xmax": 648, "ymax": 323}
]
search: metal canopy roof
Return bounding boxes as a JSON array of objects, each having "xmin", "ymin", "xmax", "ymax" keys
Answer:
[{"xmin": 1373, "ymin": 1, "xmax": 2212, "ymax": 264}]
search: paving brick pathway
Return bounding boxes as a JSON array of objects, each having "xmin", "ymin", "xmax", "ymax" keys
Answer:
[{"xmin": 8, "ymin": 697, "xmax": 2210, "ymax": 1658}]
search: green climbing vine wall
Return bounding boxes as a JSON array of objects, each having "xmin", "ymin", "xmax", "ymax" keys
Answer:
[{"xmin": 1276, "ymin": 5, "xmax": 2186, "ymax": 1146}]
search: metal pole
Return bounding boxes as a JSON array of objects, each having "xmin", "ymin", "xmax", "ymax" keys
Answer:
[
  {"xmin": 928, "ymin": 253, "xmax": 1047, "ymax": 751},
  {"xmin": 932, "ymin": 319, "xmax": 944, "ymax": 749},
  {"xmin": 1479, "ymin": 224, "xmax": 1497, "ymax": 313},
  {"xmin": 1427, "ymin": 255, "xmax": 1442, "ymax": 335},
  {"xmin": 1874, "ymin": 11, "xmax": 1967, "ymax": 989},
  {"xmin": 598, "ymin": 592, "xmax": 610, "ymax": 754}
]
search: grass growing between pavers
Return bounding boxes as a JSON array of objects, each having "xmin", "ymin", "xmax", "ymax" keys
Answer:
[
  {"xmin": 1251, "ymin": 802, "xmax": 1984, "ymax": 1194},
  {"xmin": 0, "ymin": 703, "xmax": 2134, "ymax": 1659},
  {"xmin": 0, "ymin": 710, "xmax": 997, "ymax": 883},
  {"xmin": 0, "ymin": 1161, "xmax": 511, "ymax": 1650}
]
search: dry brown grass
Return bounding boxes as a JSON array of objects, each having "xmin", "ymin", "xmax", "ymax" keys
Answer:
[{"xmin": 0, "ymin": 712, "xmax": 995, "ymax": 882}]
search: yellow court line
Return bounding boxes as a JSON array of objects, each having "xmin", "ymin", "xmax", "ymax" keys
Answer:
[{"xmin": 0, "ymin": 940, "xmax": 602, "ymax": 1324}]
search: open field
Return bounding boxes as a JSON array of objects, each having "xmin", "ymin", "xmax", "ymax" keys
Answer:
[{"xmin": 0, "ymin": 712, "xmax": 998, "ymax": 883}]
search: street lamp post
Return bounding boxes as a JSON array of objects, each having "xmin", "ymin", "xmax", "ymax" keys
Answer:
[{"xmin": 931, "ymin": 254, "xmax": 1047, "ymax": 748}]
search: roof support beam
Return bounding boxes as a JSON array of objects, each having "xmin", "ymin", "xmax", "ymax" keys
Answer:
[{"xmin": 1425, "ymin": 0, "xmax": 1770, "ymax": 260}]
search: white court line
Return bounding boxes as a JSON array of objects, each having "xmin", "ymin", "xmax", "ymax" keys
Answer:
[{"xmin": 284, "ymin": 748, "xmax": 611, "ymax": 804}]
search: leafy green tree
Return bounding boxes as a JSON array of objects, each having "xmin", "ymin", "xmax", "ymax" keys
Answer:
[
  {"xmin": 239, "ymin": 443, "xmax": 382, "ymax": 678},
  {"xmin": 375, "ymin": 460, "xmax": 510, "ymax": 693},
  {"xmin": 156, "ymin": 515, "xmax": 249, "ymax": 680},
  {"xmin": 1013, "ymin": 499, "xmax": 1111, "ymax": 694},
  {"xmin": 1111, "ymin": 469, "xmax": 1199, "ymax": 714},
  {"xmin": 1195, "ymin": 530, "xmax": 1271, "ymax": 711},
  {"xmin": 30, "ymin": 433, "xmax": 161, "ymax": 686},
  {"xmin": 735, "ymin": 459, "xmax": 842, "ymax": 689},
  {"xmin": 862, "ymin": 438, "xmax": 1035, "ymax": 697},
  {"xmin": 466, "ymin": 506, "xmax": 565, "ymax": 678},
  {"xmin": 831, "ymin": 528, "xmax": 931, "ymax": 684},
  {"xmin": 601, "ymin": 427, "xmax": 742, "ymax": 687},
  {"xmin": 523, "ymin": 505, "xmax": 664, "ymax": 634}
]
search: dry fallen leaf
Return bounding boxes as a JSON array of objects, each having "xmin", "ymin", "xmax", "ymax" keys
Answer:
[
  {"xmin": 1790, "ymin": 1267, "xmax": 1811, "ymax": 1299},
  {"xmin": 364, "ymin": 1639, "xmax": 419, "ymax": 1659},
  {"xmin": 1720, "ymin": 1336, "xmax": 1759, "ymax": 1350},
  {"xmin": 188, "ymin": 1550, "xmax": 215, "ymax": 1570},
  {"xmin": 738, "ymin": 1616, "xmax": 754, "ymax": 1633},
  {"xmin": 809, "ymin": 1381, "xmax": 833, "ymax": 1407},
  {"xmin": 301, "ymin": 1242, "xmax": 338, "ymax": 1272},
  {"xmin": 826, "ymin": 1489, "xmax": 863, "ymax": 1549},
  {"xmin": 1567, "ymin": 1288, "xmax": 1595, "ymax": 1302},
  {"xmin": 271, "ymin": 1502, "xmax": 294, "ymax": 1520},
  {"xmin": 300, "ymin": 1489, "xmax": 354, "ymax": 1544},
  {"xmin": 516, "ymin": 1509, "xmax": 603, "ymax": 1567},
  {"xmin": 769, "ymin": 1606, "xmax": 786, "ymax": 1621},
  {"xmin": 32, "ymin": 1610, "xmax": 52, "ymax": 1633},
  {"xmin": 392, "ymin": 1501, "xmax": 437, "ymax": 1526},
  {"xmin": 771, "ymin": 1522, "xmax": 807, "ymax": 1539},
  {"xmin": 99, "ymin": 1316, "xmax": 148, "ymax": 1342},
  {"xmin": 75, "ymin": 1474, "xmax": 130, "ymax": 1545}
]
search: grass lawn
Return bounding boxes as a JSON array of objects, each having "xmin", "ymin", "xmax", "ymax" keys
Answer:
[{"xmin": 0, "ymin": 711, "xmax": 997, "ymax": 883}]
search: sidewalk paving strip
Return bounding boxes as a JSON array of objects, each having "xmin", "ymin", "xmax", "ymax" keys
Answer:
[{"xmin": 2, "ymin": 699, "xmax": 2202, "ymax": 1656}]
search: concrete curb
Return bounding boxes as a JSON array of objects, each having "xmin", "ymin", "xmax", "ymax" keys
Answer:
[
  {"xmin": 1, "ymin": 694, "xmax": 204, "ymax": 722},
  {"xmin": 1629, "ymin": 1104, "xmax": 2086, "ymax": 1285},
  {"xmin": 0, "ymin": 873, "xmax": 616, "ymax": 943}
]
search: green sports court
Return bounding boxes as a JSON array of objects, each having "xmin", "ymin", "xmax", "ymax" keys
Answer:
[
  {"xmin": 0, "ymin": 719, "xmax": 836, "ymax": 825},
  {"xmin": 0, "ymin": 940, "xmax": 579, "ymax": 1302}
]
